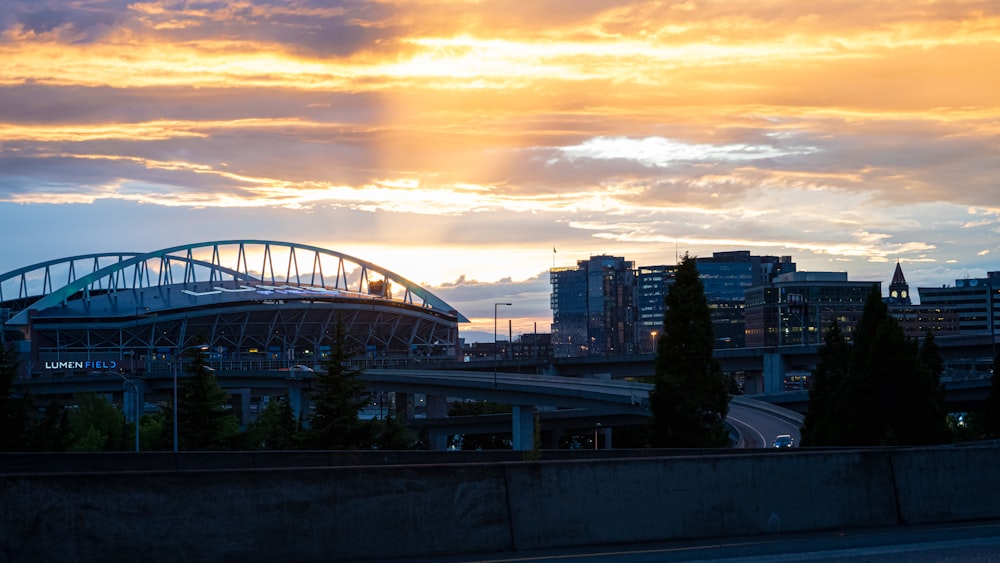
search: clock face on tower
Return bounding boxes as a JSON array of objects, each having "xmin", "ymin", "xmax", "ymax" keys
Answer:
[
  {"xmin": 901, "ymin": 290, "xmax": 907, "ymax": 298},
  {"xmin": 891, "ymin": 290, "xmax": 898, "ymax": 298}
]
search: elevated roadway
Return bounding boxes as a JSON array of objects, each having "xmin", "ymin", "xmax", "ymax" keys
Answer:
[{"xmin": 17, "ymin": 367, "xmax": 801, "ymax": 451}]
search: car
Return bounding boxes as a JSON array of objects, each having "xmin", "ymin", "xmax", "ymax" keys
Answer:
[
  {"xmin": 772, "ymin": 434, "xmax": 794, "ymax": 448},
  {"xmin": 289, "ymin": 365, "xmax": 314, "ymax": 372}
]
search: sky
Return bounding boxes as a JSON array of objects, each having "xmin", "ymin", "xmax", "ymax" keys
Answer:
[{"xmin": 1, "ymin": 1, "xmax": 999, "ymax": 342}]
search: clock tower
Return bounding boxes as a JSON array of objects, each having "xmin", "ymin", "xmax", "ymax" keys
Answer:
[{"xmin": 888, "ymin": 260, "xmax": 911, "ymax": 305}]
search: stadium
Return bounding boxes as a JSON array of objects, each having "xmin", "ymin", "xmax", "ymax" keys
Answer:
[{"xmin": 1, "ymin": 239, "xmax": 467, "ymax": 386}]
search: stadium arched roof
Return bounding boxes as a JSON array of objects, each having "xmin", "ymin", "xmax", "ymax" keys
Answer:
[
  {"xmin": 2, "ymin": 240, "xmax": 467, "ymax": 324},
  {"xmin": 3, "ymin": 241, "xmax": 467, "ymax": 368}
]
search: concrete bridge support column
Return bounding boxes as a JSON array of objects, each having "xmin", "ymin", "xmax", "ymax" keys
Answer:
[
  {"xmin": 426, "ymin": 395, "xmax": 448, "ymax": 419},
  {"xmin": 763, "ymin": 352, "xmax": 787, "ymax": 394},
  {"xmin": 512, "ymin": 406, "xmax": 536, "ymax": 451},
  {"xmin": 121, "ymin": 381, "xmax": 145, "ymax": 425},
  {"xmin": 598, "ymin": 427, "xmax": 613, "ymax": 450},
  {"xmin": 230, "ymin": 388, "xmax": 251, "ymax": 429},
  {"xmin": 425, "ymin": 395, "xmax": 450, "ymax": 451},
  {"xmin": 395, "ymin": 393, "xmax": 415, "ymax": 420},
  {"xmin": 288, "ymin": 387, "xmax": 310, "ymax": 426},
  {"xmin": 426, "ymin": 429, "xmax": 449, "ymax": 451}
]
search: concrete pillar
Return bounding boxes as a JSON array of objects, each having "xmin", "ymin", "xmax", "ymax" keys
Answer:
[
  {"xmin": 122, "ymin": 381, "xmax": 145, "ymax": 425},
  {"xmin": 426, "ymin": 429, "xmax": 449, "ymax": 451},
  {"xmin": 395, "ymin": 393, "xmax": 415, "ymax": 420},
  {"xmin": 426, "ymin": 395, "xmax": 448, "ymax": 419},
  {"xmin": 763, "ymin": 352, "xmax": 787, "ymax": 394},
  {"xmin": 511, "ymin": 405, "xmax": 535, "ymax": 451},
  {"xmin": 288, "ymin": 387, "xmax": 309, "ymax": 426},
  {"xmin": 230, "ymin": 388, "xmax": 251, "ymax": 429},
  {"xmin": 599, "ymin": 427, "xmax": 613, "ymax": 450}
]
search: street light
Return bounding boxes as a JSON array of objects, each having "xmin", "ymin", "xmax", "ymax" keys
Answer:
[
  {"xmin": 173, "ymin": 343, "xmax": 209, "ymax": 453},
  {"xmin": 494, "ymin": 302, "xmax": 512, "ymax": 388}
]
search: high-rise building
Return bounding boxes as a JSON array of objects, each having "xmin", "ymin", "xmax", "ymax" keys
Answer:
[
  {"xmin": 636, "ymin": 265, "xmax": 677, "ymax": 353},
  {"xmin": 696, "ymin": 251, "xmax": 796, "ymax": 348},
  {"xmin": 744, "ymin": 272, "xmax": 878, "ymax": 347},
  {"xmin": 550, "ymin": 255, "xmax": 636, "ymax": 357},
  {"xmin": 918, "ymin": 272, "xmax": 1000, "ymax": 335},
  {"xmin": 552, "ymin": 251, "xmax": 795, "ymax": 356}
]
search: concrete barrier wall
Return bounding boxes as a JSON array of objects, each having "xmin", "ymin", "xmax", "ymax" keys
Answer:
[
  {"xmin": 890, "ymin": 444, "xmax": 1000, "ymax": 525},
  {"xmin": 1, "ymin": 464, "xmax": 513, "ymax": 562},
  {"xmin": 503, "ymin": 450, "xmax": 898, "ymax": 550},
  {"xmin": 2, "ymin": 444, "xmax": 999, "ymax": 562}
]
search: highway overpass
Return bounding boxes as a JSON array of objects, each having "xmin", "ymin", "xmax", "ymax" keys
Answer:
[{"xmin": 17, "ymin": 367, "xmax": 802, "ymax": 451}]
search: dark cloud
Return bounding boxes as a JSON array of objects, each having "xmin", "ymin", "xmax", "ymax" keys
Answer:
[{"xmin": 0, "ymin": 1, "xmax": 127, "ymax": 42}]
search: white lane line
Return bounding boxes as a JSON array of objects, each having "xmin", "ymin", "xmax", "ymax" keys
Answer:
[{"xmin": 727, "ymin": 414, "xmax": 767, "ymax": 447}]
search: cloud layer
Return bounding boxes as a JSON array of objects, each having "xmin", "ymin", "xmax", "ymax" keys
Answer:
[{"xmin": 1, "ymin": 0, "xmax": 999, "ymax": 338}]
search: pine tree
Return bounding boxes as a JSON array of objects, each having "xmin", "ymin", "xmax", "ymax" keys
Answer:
[
  {"xmin": 305, "ymin": 323, "xmax": 373, "ymax": 449},
  {"xmin": 177, "ymin": 347, "xmax": 240, "ymax": 450},
  {"xmin": 0, "ymin": 343, "xmax": 32, "ymax": 451},
  {"xmin": 808, "ymin": 286, "xmax": 950, "ymax": 446},
  {"xmin": 648, "ymin": 253, "xmax": 730, "ymax": 448},
  {"xmin": 800, "ymin": 319, "xmax": 851, "ymax": 446},
  {"xmin": 373, "ymin": 413, "xmax": 418, "ymax": 450},
  {"xmin": 246, "ymin": 396, "xmax": 301, "ymax": 450}
]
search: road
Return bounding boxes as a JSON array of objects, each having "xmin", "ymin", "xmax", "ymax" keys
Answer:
[
  {"xmin": 727, "ymin": 397, "xmax": 802, "ymax": 448},
  {"xmin": 380, "ymin": 520, "xmax": 1000, "ymax": 563}
]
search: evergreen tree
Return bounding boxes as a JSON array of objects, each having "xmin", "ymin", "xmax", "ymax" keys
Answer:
[
  {"xmin": 807, "ymin": 286, "xmax": 950, "ymax": 446},
  {"xmin": 304, "ymin": 323, "xmax": 373, "ymax": 449},
  {"xmin": 0, "ymin": 343, "xmax": 32, "ymax": 451},
  {"xmin": 29, "ymin": 401, "xmax": 71, "ymax": 451},
  {"xmin": 647, "ymin": 253, "xmax": 730, "ymax": 448},
  {"xmin": 373, "ymin": 413, "xmax": 419, "ymax": 450},
  {"xmin": 800, "ymin": 319, "xmax": 851, "ymax": 446},
  {"xmin": 177, "ymin": 347, "xmax": 240, "ymax": 450},
  {"xmin": 246, "ymin": 396, "xmax": 301, "ymax": 450}
]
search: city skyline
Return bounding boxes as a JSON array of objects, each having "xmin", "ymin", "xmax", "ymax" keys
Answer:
[{"xmin": 1, "ymin": 1, "xmax": 998, "ymax": 340}]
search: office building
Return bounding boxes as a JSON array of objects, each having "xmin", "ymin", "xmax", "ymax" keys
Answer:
[
  {"xmin": 918, "ymin": 272, "xmax": 1000, "ymax": 335},
  {"xmin": 550, "ymin": 255, "xmax": 637, "ymax": 357},
  {"xmin": 636, "ymin": 265, "xmax": 677, "ymax": 353},
  {"xmin": 744, "ymin": 272, "xmax": 878, "ymax": 347},
  {"xmin": 696, "ymin": 251, "xmax": 796, "ymax": 348}
]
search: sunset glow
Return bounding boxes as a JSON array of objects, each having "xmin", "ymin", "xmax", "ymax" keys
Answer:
[{"xmin": 1, "ymin": 0, "xmax": 999, "ymax": 340}]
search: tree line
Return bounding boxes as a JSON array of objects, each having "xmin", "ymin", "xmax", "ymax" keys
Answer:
[{"xmin": 0, "ymin": 325, "xmax": 418, "ymax": 452}]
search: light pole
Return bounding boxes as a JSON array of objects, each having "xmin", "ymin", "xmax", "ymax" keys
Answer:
[
  {"xmin": 173, "ymin": 343, "xmax": 209, "ymax": 453},
  {"xmin": 494, "ymin": 302, "xmax": 512, "ymax": 387}
]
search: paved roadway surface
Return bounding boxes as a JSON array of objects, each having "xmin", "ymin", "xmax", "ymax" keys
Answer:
[
  {"xmin": 726, "ymin": 400, "xmax": 801, "ymax": 448},
  {"xmin": 374, "ymin": 520, "xmax": 1000, "ymax": 563}
]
